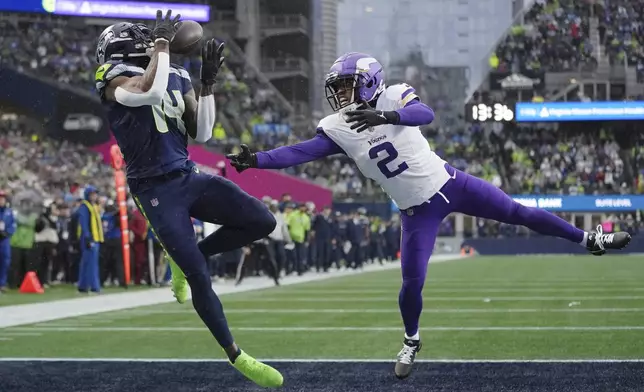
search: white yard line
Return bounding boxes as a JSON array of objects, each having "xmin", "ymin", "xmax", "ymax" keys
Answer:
[
  {"xmin": 33, "ymin": 322, "xmax": 95, "ymax": 327},
  {"xmin": 224, "ymin": 295, "xmax": 644, "ymax": 302},
  {"xmin": 134, "ymin": 307, "xmax": 644, "ymax": 315},
  {"xmin": 0, "ymin": 357, "xmax": 643, "ymax": 363},
  {"xmin": 12, "ymin": 326, "xmax": 644, "ymax": 332},
  {"xmin": 0, "ymin": 255, "xmax": 460, "ymax": 329},
  {"xmin": 0, "ymin": 332, "xmax": 42, "ymax": 337},
  {"xmin": 267, "ymin": 288, "xmax": 644, "ymax": 294},
  {"xmin": 364, "ymin": 280, "xmax": 644, "ymax": 283}
]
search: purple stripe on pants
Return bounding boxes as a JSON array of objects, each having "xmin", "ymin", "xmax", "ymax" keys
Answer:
[{"xmin": 399, "ymin": 164, "xmax": 585, "ymax": 336}]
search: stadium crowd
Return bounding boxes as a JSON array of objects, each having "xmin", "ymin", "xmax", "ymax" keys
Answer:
[
  {"xmin": 0, "ymin": 18, "xmax": 287, "ymax": 143},
  {"xmin": 600, "ymin": 0, "xmax": 644, "ymax": 80},
  {"xmin": 3, "ymin": 3, "xmax": 644, "ymax": 202},
  {"xmin": 491, "ymin": 0, "xmax": 597, "ymax": 74}
]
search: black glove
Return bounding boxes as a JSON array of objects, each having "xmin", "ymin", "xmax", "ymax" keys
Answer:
[
  {"xmin": 152, "ymin": 9, "xmax": 181, "ymax": 42},
  {"xmin": 345, "ymin": 107, "xmax": 399, "ymax": 133},
  {"xmin": 225, "ymin": 144, "xmax": 257, "ymax": 173},
  {"xmin": 85, "ymin": 239, "xmax": 93, "ymax": 250},
  {"xmin": 0, "ymin": 231, "xmax": 7, "ymax": 240},
  {"xmin": 200, "ymin": 39, "xmax": 225, "ymax": 86}
]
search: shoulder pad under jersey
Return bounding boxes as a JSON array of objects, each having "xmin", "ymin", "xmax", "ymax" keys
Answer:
[
  {"xmin": 95, "ymin": 61, "xmax": 144, "ymax": 97},
  {"xmin": 316, "ymin": 113, "xmax": 346, "ymax": 134},
  {"xmin": 170, "ymin": 63, "xmax": 191, "ymax": 82},
  {"xmin": 384, "ymin": 83, "xmax": 419, "ymax": 108}
]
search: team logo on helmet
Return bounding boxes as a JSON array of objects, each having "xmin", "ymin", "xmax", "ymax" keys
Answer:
[
  {"xmin": 325, "ymin": 52, "xmax": 385, "ymax": 112},
  {"xmin": 95, "ymin": 23, "xmax": 152, "ymax": 65}
]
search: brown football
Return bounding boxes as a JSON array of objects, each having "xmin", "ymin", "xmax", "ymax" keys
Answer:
[{"xmin": 169, "ymin": 20, "xmax": 203, "ymax": 55}]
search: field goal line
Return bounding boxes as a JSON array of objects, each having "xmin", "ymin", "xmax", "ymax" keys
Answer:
[{"xmin": 1, "ymin": 358, "xmax": 643, "ymax": 364}]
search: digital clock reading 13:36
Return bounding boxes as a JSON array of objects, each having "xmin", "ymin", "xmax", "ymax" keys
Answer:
[{"xmin": 466, "ymin": 103, "xmax": 515, "ymax": 122}]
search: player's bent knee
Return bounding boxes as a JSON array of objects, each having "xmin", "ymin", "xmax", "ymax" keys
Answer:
[
  {"xmin": 256, "ymin": 211, "xmax": 277, "ymax": 236},
  {"xmin": 400, "ymin": 276, "xmax": 425, "ymax": 291},
  {"xmin": 245, "ymin": 204, "xmax": 276, "ymax": 236}
]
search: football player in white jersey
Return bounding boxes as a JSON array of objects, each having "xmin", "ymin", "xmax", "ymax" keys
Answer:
[{"xmin": 226, "ymin": 52, "xmax": 632, "ymax": 379}]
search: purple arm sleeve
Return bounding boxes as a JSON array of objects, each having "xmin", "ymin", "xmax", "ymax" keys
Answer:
[
  {"xmin": 255, "ymin": 131, "xmax": 345, "ymax": 169},
  {"xmin": 395, "ymin": 99, "xmax": 435, "ymax": 126}
]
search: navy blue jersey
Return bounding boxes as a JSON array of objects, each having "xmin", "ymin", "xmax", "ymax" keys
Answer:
[{"xmin": 95, "ymin": 60, "xmax": 194, "ymax": 179}]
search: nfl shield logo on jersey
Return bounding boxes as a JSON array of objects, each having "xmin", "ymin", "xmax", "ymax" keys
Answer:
[{"xmin": 150, "ymin": 198, "xmax": 159, "ymax": 207}]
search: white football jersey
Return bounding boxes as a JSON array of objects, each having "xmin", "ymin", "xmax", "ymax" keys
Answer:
[{"xmin": 318, "ymin": 83, "xmax": 450, "ymax": 210}]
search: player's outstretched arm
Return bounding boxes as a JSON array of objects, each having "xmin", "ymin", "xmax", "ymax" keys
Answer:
[
  {"xmin": 226, "ymin": 132, "xmax": 344, "ymax": 173},
  {"xmin": 183, "ymin": 39, "xmax": 225, "ymax": 143},
  {"xmin": 104, "ymin": 10, "xmax": 179, "ymax": 107}
]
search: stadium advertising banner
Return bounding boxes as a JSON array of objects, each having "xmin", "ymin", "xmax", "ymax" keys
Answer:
[
  {"xmin": 515, "ymin": 101, "xmax": 644, "ymax": 122},
  {"xmin": 392, "ymin": 195, "xmax": 644, "ymax": 213},
  {"xmin": 510, "ymin": 195, "xmax": 644, "ymax": 212},
  {"xmin": 1, "ymin": 0, "xmax": 211, "ymax": 22}
]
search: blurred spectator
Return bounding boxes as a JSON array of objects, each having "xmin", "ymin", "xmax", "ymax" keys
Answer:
[
  {"xmin": 602, "ymin": 0, "xmax": 644, "ymax": 80},
  {"xmin": 0, "ymin": 17, "xmax": 290, "ymax": 144},
  {"xmin": 495, "ymin": 0, "xmax": 596, "ymax": 73},
  {"xmin": 0, "ymin": 191, "xmax": 15, "ymax": 292},
  {"xmin": 33, "ymin": 201, "xmax": 59, "ymax": 287},
  {"xmin": 500, "ymin": 127, "xmax": 635, "ymax": 195}
]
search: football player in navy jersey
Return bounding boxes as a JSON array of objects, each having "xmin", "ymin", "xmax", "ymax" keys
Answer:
[{"xmin": 94, "ymin": 10, "xmax": 282, "ymax": 388}]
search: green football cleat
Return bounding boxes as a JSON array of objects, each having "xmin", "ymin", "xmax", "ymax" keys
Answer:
[
  {"xmin": 168, "ymin": 258, "xmax": 189, "ymax": 304},
  {"xmin": 230, "ymin": 349, "xmax": 284, "ymax": 388}
]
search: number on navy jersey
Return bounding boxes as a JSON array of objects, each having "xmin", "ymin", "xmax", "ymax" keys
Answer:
[{"xmin": 151, "ymin": 90, "xmax": 186, "ymax": 134}]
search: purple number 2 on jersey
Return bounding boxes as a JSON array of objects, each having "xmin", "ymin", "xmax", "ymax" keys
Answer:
[{"xmin": 368, "ymin": 142, "xmax": 409, "ymax": 178}]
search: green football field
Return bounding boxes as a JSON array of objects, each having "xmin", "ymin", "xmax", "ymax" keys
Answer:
[{"xmin": 1, "ymin": 255, "xmax": 644, "ymax": 360}]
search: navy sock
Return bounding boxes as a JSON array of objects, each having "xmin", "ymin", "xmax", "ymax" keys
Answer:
[{"xmin": 229, "ymin": 347, "xmax": 242, "ymax": 363}]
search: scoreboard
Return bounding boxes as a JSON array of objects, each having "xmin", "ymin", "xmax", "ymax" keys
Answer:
[{"xmin": 465, "ymin": 103, "xmax": 515, "ymax": 123}]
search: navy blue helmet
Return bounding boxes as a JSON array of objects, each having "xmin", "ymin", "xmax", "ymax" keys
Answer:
[{"xmin": 95, "ymin": 22, "xmax": 153, "ymax": 65}]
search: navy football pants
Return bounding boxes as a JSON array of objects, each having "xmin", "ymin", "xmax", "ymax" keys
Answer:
[{"xmin": 132, "ymin": 168, "xmax": 276, "ymax": 348}]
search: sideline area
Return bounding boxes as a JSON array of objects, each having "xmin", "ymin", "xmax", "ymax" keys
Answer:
[{"xmin": 0, "ymin": 255, "xmax": 463, "ymax": 328}]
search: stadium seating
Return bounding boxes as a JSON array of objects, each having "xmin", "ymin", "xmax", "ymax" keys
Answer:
[
  {"xmin": 500, "ymin": 128, "xmax": 633, "ymax": 195},
  {"xmin": 0, "ymin": 115, "xmax": 114, "ymax": 204},
  {"xmin": 0, "ymin": 18, "xmax": 284, "ymax": 141},
  {"xmin": 1, "ymin": 12, "xmax": 641, "ymax": 232},
  {"xmin": 492, "ymin": 0, "xmax": 597, "ymax": 73},
  {"xmin": 601, "ymin": 0, "xmax": 644, "ymax": 81}
]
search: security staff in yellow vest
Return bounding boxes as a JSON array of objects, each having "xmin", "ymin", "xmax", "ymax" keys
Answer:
[{"xmin": 76, "ymin": 185, "xmax": 104, "ymax": 293}]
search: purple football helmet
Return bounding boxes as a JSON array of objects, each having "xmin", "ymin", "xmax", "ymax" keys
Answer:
[{"xmin": 325, "ymin": 52, "xmax": 385, "ymax": 111}]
